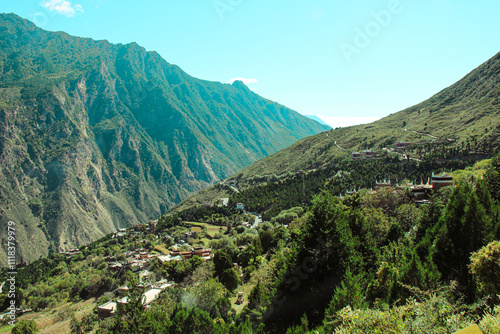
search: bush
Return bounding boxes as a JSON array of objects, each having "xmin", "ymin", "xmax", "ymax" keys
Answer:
[
  {"xmin": 326, "ymin": 285, "xmax": 476, "ymax": 333},
  {"xmin": 470, "ymin": 240, "xmax": 500, "ymax": 303},
  {"xmin": 220, "ymin": 269, "xmax": 239, "ymax": 291},
  {"xmin": 11, "ymin": 319, "xmax": 38, "ymax": 334},
  {"xmin": 55, "ymin": 305, "xmax": 72, "ymax": 322},
  {"xmin": 479, "ymin": 304, "xmax": 500, "ymax": 334},
  {"xmin": 271, "ymin": 211, "xmax": 298, "ymax": 225}
]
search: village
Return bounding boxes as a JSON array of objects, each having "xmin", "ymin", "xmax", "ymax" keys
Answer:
[
  {"xmin": 91, "ymin": 220, "xmax": 216, "ymax": 320},
  {"xmin": 0, "ymin": 168, "xmax": 456, "ymax": 325},
  {"xmin": 90, "ymin": 170, "xmax": 455, "ymax": 320},
  {"xmin": 87, "ymin": 206, "xmax": 259, "ymax": 320}
]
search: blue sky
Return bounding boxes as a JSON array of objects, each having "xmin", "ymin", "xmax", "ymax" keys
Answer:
[{"xmin": 2, "ymin": 0, "xmax": 500, "ymax": 128}]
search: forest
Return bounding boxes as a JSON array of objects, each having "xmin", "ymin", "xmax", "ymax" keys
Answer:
[{"xmin": 1, "ymin": 154, "xmax": 500, "ymax": 333}]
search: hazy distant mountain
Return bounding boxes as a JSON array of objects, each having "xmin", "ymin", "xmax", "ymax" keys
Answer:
[
  {"xmin": 0, "ymin": 13, "xmax": 329, "ymax": 265},
  {"xmin": 305, "ymin": 115, "xmax": 330, "ymax": 127}
]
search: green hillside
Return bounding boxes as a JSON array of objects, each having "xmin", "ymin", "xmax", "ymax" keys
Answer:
[
  {"xmin": 237, "ymin": 51, "xmax": 500, "ymax": 178},
  {"xmin": 2, "ymin": 155, "xmax": 500, "ymax": 333},
  {"xmin": 175, "ymin": 51, "xmax": 500, "ymax": 215}
]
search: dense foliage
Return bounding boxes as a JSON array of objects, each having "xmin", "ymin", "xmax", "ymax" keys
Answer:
[
  {"xmin": 229, "ymin": 156, "xmax": 472, "ymax": 220},
  {"xmin": 2, "ymin": 155, "xmax": 500, "ymax": 333}
]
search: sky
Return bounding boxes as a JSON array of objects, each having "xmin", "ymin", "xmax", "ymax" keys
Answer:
[{"xmin": 2, "ymin": 0, "xmax": 500, "ymax": 128}]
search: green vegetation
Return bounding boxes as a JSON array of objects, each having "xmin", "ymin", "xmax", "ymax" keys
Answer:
[
  {"xmin": 183, "ymin": 222, "xmax": 228, "ymax": 238},
  {"xmin": 227, "ymin": 156, "xmax": 471, "ymax": 220},
  {"xmin": 217, "ymin": 52, "xmax": 500, "ymax": 186},
  {"xmin": 11, "ymin": 319, "xmax": 38, "ymax": 334},
  {"xmin": 2, "ymin": 155, "xmax": 499, "ymax": 333}
]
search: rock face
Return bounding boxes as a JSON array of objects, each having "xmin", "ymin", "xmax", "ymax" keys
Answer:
[{"xmin": 0, "ymin": 14, "xmax": 329, "ymax": 265}]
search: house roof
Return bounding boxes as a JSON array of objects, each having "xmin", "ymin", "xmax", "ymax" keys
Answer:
[
  {"xmin": 143, "ymin": 288, "xmax": 162, "ymax": 305},
  {"xmin": 98, "ymin": 301, "xmax": 117, "ymax": 311},
  {"xmin": 158, "ymin": 255, "xmax": 171, "ymax": 262}
]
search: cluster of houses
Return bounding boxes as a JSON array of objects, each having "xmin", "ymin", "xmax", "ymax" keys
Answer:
[
  {"xmin": 351, "ymin": 150, "xmax": 377, "ymax": 160},
  {"xmin": 97, "ymin": 280, "xmax": 174, "ymax": 320},
  {"xmin": 394, "ymin": 142, "xmax": 413, "ymax": 150},
  {"xmin": 201, "ymin": 200, "xmax": 244, "ymax": 211},
  {"xmin": 351, "ymin": 142, "xmax": 415, "ymax": 160},
  {"xmin": 106, "ymin": 248, "xmax": 154, "ymax": 273},
  {"xmin": 410, "ymin": 172, "xmax": 454, "ymax": 204},
  {"xmin": 158, "ymin": 246, "xmax": 213, "ymax": 262},
  {"xmin": 97, "ymin": 228, "xmax": 213, "ymax": 320},
  {"xmin": 201, "ymin": 197, "xmax": 230, "ymax": 208},
  {"xmin": 61, "ymin": 248, "xmax": 81, "ymax": 258},
  {"xmin": 133, "ymin": 220, "xmax": 158, "ymax": 233},
  {"xmin": 374, "ymin": 172, "xmax": 454, "ymax": 205}
]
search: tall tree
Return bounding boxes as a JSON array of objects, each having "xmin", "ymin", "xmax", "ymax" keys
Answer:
[{"xmin": 431, "ymin": 181, "xmax": 493, "ymax": 299}]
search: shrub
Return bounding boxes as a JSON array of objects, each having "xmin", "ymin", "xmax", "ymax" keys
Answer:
[
  {"xmin": 479, "ymin": 304, "xmax": 500, "ymax": 334},
  {"xmin": 55, "ymin": 305, "xmax": 72, "ymax": 322},
  {"xmin": 326, "ymin": 286, "xmax": 477, "ymax": 333},
  {"xmin": 470, "ymin": 240, "xmax": 500, "ymax": 303},
  {"xmin": 11, "ymin": 319, "xmax": 38, "ymax": 334}
]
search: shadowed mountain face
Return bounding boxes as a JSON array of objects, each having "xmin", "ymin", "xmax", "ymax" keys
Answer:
[{"xmin": 0, "ymin": 13, "xmax": 329, "ymax": 265}]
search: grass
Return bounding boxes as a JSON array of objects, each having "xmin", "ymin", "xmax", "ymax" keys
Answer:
[
  {"xmin": 184, "ymin": 222, "xmax": 228, "ymax": 237},
  {"xmin": 228, "ymin": 283, "xmax": 255, "ymax": 314},
  {"xmin": 154, "ymin": 244, "xmax": 169, "ymax": 254},
  {"xmin": 199, "ymin": 238, "xmax": 211, "ymax": 246},
  {"xmin": 0, "ymin": 299, "xmax": 96, "ymax": 334},
  {"xmin": 191, "ymin": 226, "xmax": 203, "ymax": 233},
  {"xmin": 0, "ymin": 324, "xmax": 14, "ymax": 334}
]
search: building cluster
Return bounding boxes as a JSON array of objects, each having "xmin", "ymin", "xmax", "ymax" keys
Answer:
[
  {"xmin": 394, "ymin": 142, "xmax": 412, "ymax": 150},
  {"xmin": 61, "ymin": 248, "xmax": 80, "ymax": 258},
  {"xmin": 161, "ymin": 246, "xmax": 212, "ymax": 262},
  {"xmin": 351, "ymin": 150, "xmax": 377, "ymax": 160},
  {"xmin": 106, "ymin": 247, "xmax": 158, "ymax": 274},
  {"xmin": 350, "ymin": 142, "xmax": 414, "ymax": 161},
  {"xmin": 98, "ymin": 245, "xmax": 213, "ymax": 319},
  {"xmin": 97, "ymin": 280, "xmax": 174, "ymax": 320},
  {"xmin": 134, "ymin": 220, "xmax": 158, "ymax": 233},
  {"xmin": 410, "ymin": 172, "xmax": 454, "ymax": 204},
  {"xmin": 374, "ymin": 172, "xmax": 454, "ymax": 205},
  {"xmin": 97, "ymin": 220, "xmax": 214, "ymax": 320}
]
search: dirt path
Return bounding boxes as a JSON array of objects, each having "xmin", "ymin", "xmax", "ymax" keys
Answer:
[{"xmin": 326, "ymin": 133, "xmax": 346, "ymax": 151}]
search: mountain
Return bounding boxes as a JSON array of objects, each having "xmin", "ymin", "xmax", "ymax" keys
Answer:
[
  {"xmin": 304, "ymin": 115, "xmax": 330, "ymax": 127},
  {"xmin": 0, "ymin": 13, "xmax": 329, "ymax": 265},
  {"xmin": 174, "ymin": 51, "xmax": 500, "ymax": 213}
]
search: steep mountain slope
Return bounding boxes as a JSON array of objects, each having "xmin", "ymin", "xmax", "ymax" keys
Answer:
[
  {"xmin": 0, "ymin": 13, "xmax": 329, "ymax": 265},
  {"xmin": 176, "ymin": 51, "xmax": 500, "ymax": 211}
]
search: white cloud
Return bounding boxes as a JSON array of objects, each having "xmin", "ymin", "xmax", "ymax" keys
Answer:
[
  {"xmin": 316, "ymin": 115, "xmax": 381, "ymax": 128},
  {"xmin": 41, "ymin": 0, "xmax": 84, "ymax": 17},
  {"xmin": 229, "ymin": 77, "xmax": 258, "ymax": 85}
]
